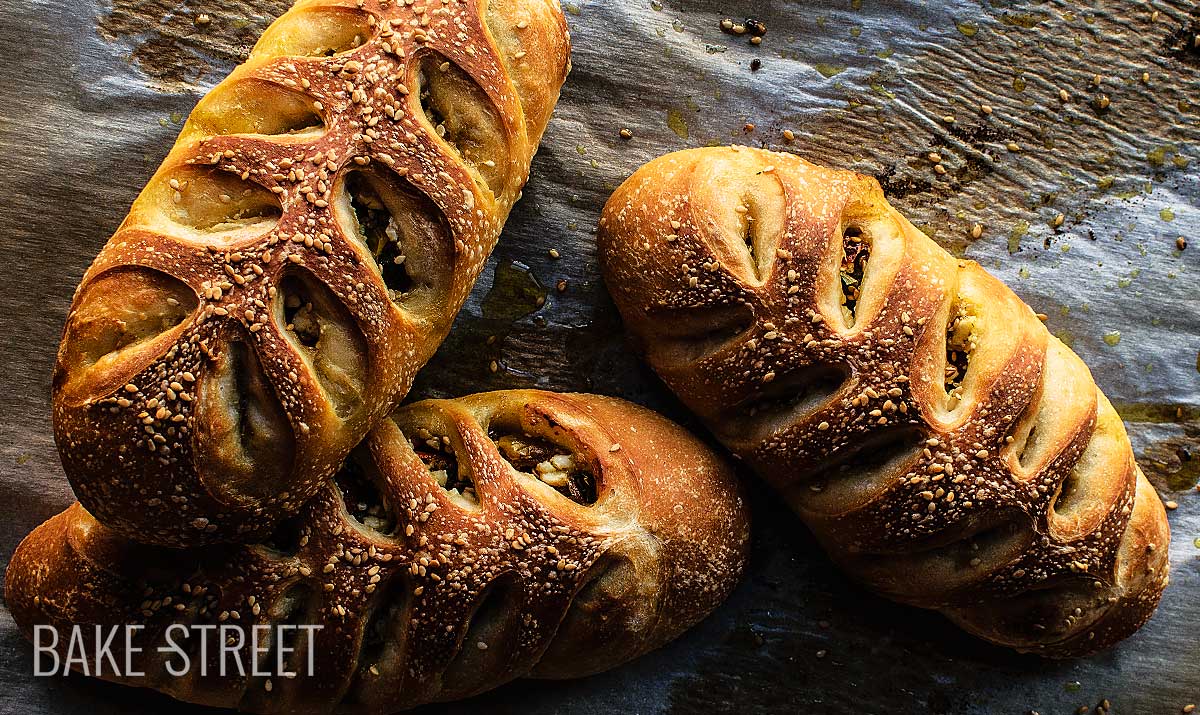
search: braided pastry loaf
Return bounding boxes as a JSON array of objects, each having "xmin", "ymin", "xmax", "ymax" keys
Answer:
[
  {"xmin": 8, "ymin": 391, "xmax": 749, "ymax": 712},
  {"xmin": 597, "ymin": 147, "xmax": 1170, "ymax": 656},
  {"xmin": 54, "ymin": 0, "xmax": 569, "ymax": 546}
]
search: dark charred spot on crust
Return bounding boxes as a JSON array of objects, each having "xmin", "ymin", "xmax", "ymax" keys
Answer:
[
  {"xmin": 492, "ymin": 431, "xmax": 598, "ymax": 506},
  {"xmin": 334, "ymin": 453, "xmax": 397, "ymax": 535}
]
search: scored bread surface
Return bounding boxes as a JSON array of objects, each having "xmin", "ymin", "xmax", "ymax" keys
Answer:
[
  {"xmin": 54, "ymin": 0, "xmax": 571, "ymax": 546},
  {"xmin": 8, "ymin": 391, "xmax": 750, "ymax": 713},
  {"xmin": 597, "ymin": 146, "xmax": 1170, "ymax": 656}
]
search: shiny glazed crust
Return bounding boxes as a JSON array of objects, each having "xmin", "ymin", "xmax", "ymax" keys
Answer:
[
  {"xmin": 7, "ymin": 391, "xmax": 750, "ymax": 712},
  {"xmin": 53, "ymin": 0, "xmax": 571, "ymax": 546},
  {"xmin": 597, "ymin": 146, "xmax": 1170, "ymax": 656}
]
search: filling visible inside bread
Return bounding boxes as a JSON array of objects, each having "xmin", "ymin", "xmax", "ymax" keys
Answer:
[
  {"xmin": 944, "ymin": 300, "xmax": 979, "ymax": 405},
  {"xmin": 412, "ymin": 430, "xmax": 480, "ymax": 507},
  {"xmin": 416, "ymin": 53, "xmax": 508, "ymax": 195},
  {"xmin": 492, "ymin": 432, "xmax": 598, "ymax": 505},
  {"xmin": 277, "ymin": 273, "xmax": 367, "ymax": 419},
  {"xmin": 253, "ymin": 7, "xmax": 372, "ymax": 59},
  {"xmin": 334, "ymin": 454, "xmax": 397, "ymax": 534},
  {"xmin": 355, "ymin": 575, "xmax": 412, "ymax": 687},
  {"xmin": 341, "ymin": 170, "xmax": 455, "ymax": 317},
  {"xmin": 839, "ymin": 225, "xmax": 870, "ymax": 326},
  {"xmin": 346, "ymin": 173, "xmax": 415, "ymax": 301},
  {"xmin": 191, "ymin": 80, "xmax": 325, "ymax": 138}
]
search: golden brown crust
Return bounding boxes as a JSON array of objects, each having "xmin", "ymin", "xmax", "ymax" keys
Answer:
[
  {"xmin": 53, "ymin": 0, "xmax": 571, "ymax": 547},
  {"xmin": 597, "ymin": 146, "xmax": 1170, "ymax": 656},
  {"xmin": 7, "ymin": 391, "xmax": 750, "ymax": 712}
]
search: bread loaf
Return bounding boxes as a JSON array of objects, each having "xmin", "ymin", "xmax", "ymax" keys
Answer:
[
  {"xmin": 54, "ymin": 0, "xmax": 570, "ymax": 547},
  {"xmin": 8, "ymin": 390, "xmax": 750, "ymax": 712},
  {"xmin": 597, "ymin": 146, "xmax": 1170, "ymax": 656}
]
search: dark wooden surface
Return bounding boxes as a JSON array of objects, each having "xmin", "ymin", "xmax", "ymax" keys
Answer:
[{"xmin": 0, "ymin": 1, "xmax": 1197, "ymax": 713}]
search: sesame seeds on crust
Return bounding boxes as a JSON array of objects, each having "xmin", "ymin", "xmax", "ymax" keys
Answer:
[
  {"xmin": 53, "ymin": 0, "xmax": 570, "ymax": 548},
  {"xmin": 597, "ymin": 146, "xmax": 1171, "ymax": 656}
]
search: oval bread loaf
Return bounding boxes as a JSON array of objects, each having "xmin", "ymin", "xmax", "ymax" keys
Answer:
[
  {"xmin": 597, "ymin": 146, "xmax": 1170, "ymax": 656},
  {"xmin": 54, "ymin": 0, "xmax": 571, "ymax": 547},
  {"xmin": 8, "ymin": 390, "xmax": 750, "ymax": 712}
]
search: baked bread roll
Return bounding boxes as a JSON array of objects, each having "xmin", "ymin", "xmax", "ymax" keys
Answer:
[
  {"xmin": 54, "ymin": 0, "xmax": 570, "ymax": 546},
  {"xmin": 8, "ymin": 390, "xmax": 749, "ymax": 712},
  {"xmin": 597, "ymin": 147, "xmax": 1170, "ymax": 656}
]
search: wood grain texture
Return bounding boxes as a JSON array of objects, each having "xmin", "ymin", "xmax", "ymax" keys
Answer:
[{"xmin": 0, "ymin": 0, "xmax": 1197, "ymax": 713}]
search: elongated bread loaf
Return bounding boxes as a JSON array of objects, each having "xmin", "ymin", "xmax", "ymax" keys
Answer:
[
  {"xmin": 54, "ymin": 0, "xmax": 570, "ymax": 546},
  {"xmin": 8, "ymin": 391, "xmax": 750, "ymax": 712},
  {"xmin": 597, "ymin": 146, "xmax": 1170, "ymax": 656}
]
